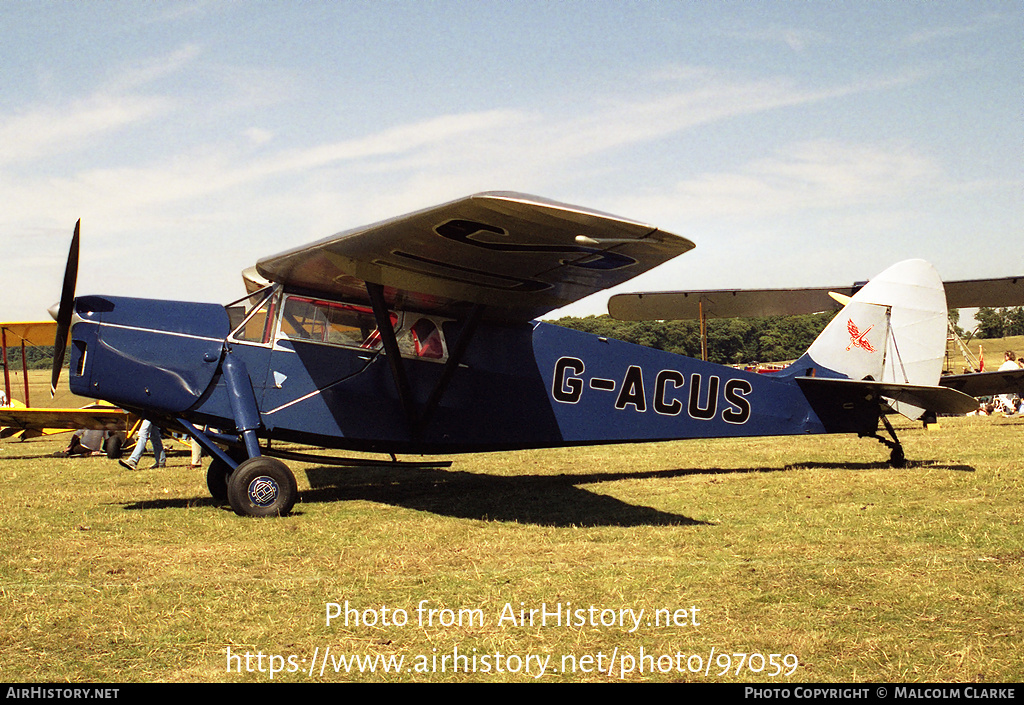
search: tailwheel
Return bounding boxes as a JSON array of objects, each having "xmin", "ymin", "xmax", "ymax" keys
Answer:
[
  {"xmin": 863, "ymin": 415, "xmax": 907, "ymax": 468},
  {"xmin": 226, "ymin": 456, "xmax": 298, "ymax": 517}
]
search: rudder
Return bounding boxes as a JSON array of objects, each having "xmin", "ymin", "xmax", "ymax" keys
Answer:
[{"xmin": 788, "ymin": 259, "xmax": 947, "ymax": 417}]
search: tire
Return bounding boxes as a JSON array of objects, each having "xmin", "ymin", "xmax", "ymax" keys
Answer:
[
  {"xmin": 104, "ymin": 433, "xmax": 125, "ymax": 459},
  {"xmin": 207, "ymin": 457, "xmax": 231, "ymax": 502},
  {"xmin": 205, "ymin": 447, "xmax": 247, "ymax": 503},
  {"xmin": 226, "ymin": 457, "xmax": 297, "ymax": 518}
]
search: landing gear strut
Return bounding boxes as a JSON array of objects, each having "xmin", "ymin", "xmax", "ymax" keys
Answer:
[
  {"xmin": 178, "ymin": 417, "xmax": 299, "ymax": 517},
  {"xmin": 862, "ymin": 415, "xmax": 907, "ymax": 468}
]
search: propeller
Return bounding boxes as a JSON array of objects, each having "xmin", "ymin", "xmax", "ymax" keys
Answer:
[{"xmin": 51, "ymin": 220, "xmax": 80, "ymax": 397}]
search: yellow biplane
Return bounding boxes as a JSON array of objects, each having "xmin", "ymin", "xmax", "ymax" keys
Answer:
[{"xmin": 0, "ymin": 320, "xmax": 130, "ymax": 447}]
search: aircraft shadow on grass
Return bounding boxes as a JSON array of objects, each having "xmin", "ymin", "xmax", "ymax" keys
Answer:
[
  {"xmin": 0, "ymin": 452, "xmax": 75, "ymax": 460},
  {"xmin": 783, "ymin": 460, "xmax": 975, "ymax": 473},
  {"xmin": 116, "ymin": 458, "xmax": 971, "ymax": 526},
  {"xmin": 121, "ymin": 464, "xmax": 707, "ymax": 527},
  {"xmin": 300, "ymin": 464, "xmax": 713, "ymax": 526}
]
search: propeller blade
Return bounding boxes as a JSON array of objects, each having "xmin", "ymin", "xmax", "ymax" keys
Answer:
[{"xmin": 51, "ymin": 220, "xmax": 80, "ymax": 397}]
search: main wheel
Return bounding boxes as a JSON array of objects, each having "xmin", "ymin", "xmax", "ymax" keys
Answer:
[
  {"xmin": 104, "ymin": 433, "xmax": 125, "ymax": 459},
  {"xmin": 226, "ymin": 457, "xmax": 298, "ymax": 517},
  {"xmin": 207, "ymin": 458, "xmax": 231, "ymax": 502},
  {"xmin": 206, "ymin": 447, "xmax": 248, "ymax": 503}
]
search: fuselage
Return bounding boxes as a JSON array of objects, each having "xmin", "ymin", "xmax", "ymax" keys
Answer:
[{"xmin": 67, "ymin": 287, "xmax": 833, "ymax": 455}]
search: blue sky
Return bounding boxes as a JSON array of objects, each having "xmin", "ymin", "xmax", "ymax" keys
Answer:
[{"xmin": 1, "ymin": 1, "xmax": 1020, "ymax": 322}]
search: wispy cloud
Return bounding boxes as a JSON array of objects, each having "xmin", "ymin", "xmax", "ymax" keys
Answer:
[
  {"xmin": 0, "ymin": 56, "xmax": 934, "ymax": 241},
  {"xmin": 902, "ymin": 11, "xmax": 1008, "ymax": 47},
  {"xmin": 722, "ymin": 26, "xmax": 831, "ymax": 53},
  {"xmin": 0, "ymin": 45, "xmax": 204, "ymax": 166},
  {"xmin": 0, "ymin": 93, "xmax": 173, "ymax": 165},
  {"xmin": 102, "ymin": 44, "xmax": 202, "ymax": 93},
  {"xmin": 631, "ymin": 140, "xmax": 943, "ymax": 220}
]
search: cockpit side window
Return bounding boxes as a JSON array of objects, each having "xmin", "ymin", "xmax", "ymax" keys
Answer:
[
  {"xmin": 279, "ymin": 296, "xmax": 396, "ymax": 350},
  {"xmin": 393, "ymin": 316, "xmax": 447, "ymax": 360},
  {"xmin": 228, "ymin": 287, "xmax": 278, "ymax": 344},
  {"xmin": 266, "ymin": 294, "xmax": 449, "ymax": 360},
  {"xmin": 410, "ymin": 318, "xmax": 444, "ymax": 359}
]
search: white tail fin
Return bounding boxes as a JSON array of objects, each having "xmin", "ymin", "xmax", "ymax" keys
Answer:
[
  {"xmin": 805, "ymin": 298, "xmax": 892, "ymax": 381},
  {"xmin": 799, "ymin": 259, "xmax": 947, "ymax": 418}
]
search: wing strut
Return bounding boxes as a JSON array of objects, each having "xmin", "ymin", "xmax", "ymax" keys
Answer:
[
  {"xmin": 365, "ymin": 282, "xmax": 416, "ymax": 433},
  {"xmin": 1, "ymin": 328, "xmax": 10, "ymax": 407},
  {"xmin": 699, "ymin": 299, "xmax": 707, "ymax": 362},
  {"xmin": 0, "ymin": 326, "xmax": 32, "ymax": 406},
  {"xmin": 20, "ymin": 338, "xmax": 29, "ymax": 406},
  {"xmin": 415, "ymin": 304, "xmax": 485, "ymax": 434},
  {"xmin": 364, "ymin": 282, "xmax": 485, "ymax": 440}
]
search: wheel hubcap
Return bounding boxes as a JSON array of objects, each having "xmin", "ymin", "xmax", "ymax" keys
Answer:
[{"xmin": 248, "ymin": 475, "xmax": 279, "ymax": 507}]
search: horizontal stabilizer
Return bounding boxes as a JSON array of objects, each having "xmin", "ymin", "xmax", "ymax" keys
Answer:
[
  {"xmin": 797, "ymin": 377, "xmax": 979, "ymax": 431},
  {"xmin": 939, "ymin": 367, "xmax": 1024, "ymax": 398}
]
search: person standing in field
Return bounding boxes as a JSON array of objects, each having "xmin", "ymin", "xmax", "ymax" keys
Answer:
[
  {"xmin": 119, "ymin": 419, "xmax": 165, "ymax": 470},
  {"xmin": 997, "ymin": 351, "xmax": 1020, "ymax": 414}
]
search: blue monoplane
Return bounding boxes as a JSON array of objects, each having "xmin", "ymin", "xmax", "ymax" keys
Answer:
[{"xmin": 50, "ymin": 193, "xmax": 977, "ymax": 517}]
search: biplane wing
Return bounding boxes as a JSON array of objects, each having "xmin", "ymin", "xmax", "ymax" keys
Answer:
[
  {"xmin": 2, "ymin": 320, "xmax": 61, "ymax": 411},
  {"xmin": 945, "ymin": 277, "xmax": 1024, "ymax": 310},
  {"xmin": 608, "ymin": 275, "xmax": 1024, "ymax": 321},
  {"xmin": 256, "ymin": 192, "xmax": 695, "ymax": 321},
  {"xmin": 939, "ymin": 367, "xmax": 1024, "ymax": 398},
  {"xmin": 609, "ymin": 286, "xmax": 855, "ymax": 320},
  {"xmin": 1, "ymin": 320, "xmax": 61, "ymax": 347},
  {"xmin": 0, "ymin": 320, "xmax": 129, "ymax": 440},
  {"xmin": 0, "ymin": 405, "xmax": 130, "ymax": 438}
]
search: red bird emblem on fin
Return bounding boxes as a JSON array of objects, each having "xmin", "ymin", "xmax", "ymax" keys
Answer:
[{"xmin": 846, "ymin": 319, "xmax": 876, "ymax": 352}]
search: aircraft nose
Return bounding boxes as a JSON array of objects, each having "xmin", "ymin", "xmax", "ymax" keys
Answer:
[{"xmin": 48, "ymin": 302, "xmax": 61, "ymax": 321}]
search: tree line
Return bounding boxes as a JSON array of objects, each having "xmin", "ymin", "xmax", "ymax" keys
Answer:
[
  {"xmin": 549, "ymin": 312, "xmax": 838, "ymax": 365},
  {"xmin": 973, "ymin": 307, "xmax": 1024, "ymax": 339},
  {"xmin": 0, "ymin": 345, "xmax": 59, "ymax": 370}
]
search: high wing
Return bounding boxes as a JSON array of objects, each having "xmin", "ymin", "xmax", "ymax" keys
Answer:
[
  {"xmin": 241, "ymin": 266, "xmax": 270, "ymax": 295},
  {"xmin": 256, "ymin": 192, "xmax": 694, "ymax": 321},
  {"xmin": 609, "ymin": 275, "xmax": 1024, "ymax": 321}
]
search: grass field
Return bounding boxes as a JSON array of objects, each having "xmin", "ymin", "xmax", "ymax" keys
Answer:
[{"xmin": 1, "ymin": 410, "xmax": 1021, "ymax": 682}]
